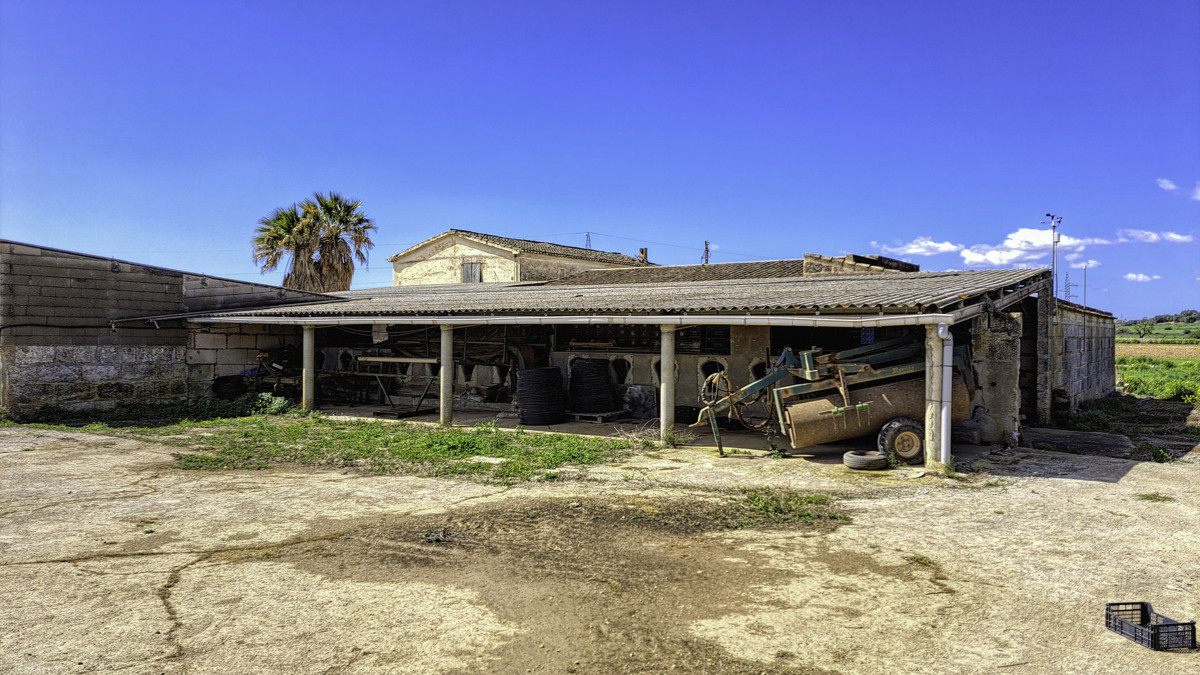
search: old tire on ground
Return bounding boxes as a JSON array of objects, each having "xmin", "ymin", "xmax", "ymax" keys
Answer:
[
  {"xmin": 878, "ymin": 417, "xmax": 924, "ymax": 465},
  {"xmin": 843, "ymin": 450, "xmax": 888, "ymax": 471}
]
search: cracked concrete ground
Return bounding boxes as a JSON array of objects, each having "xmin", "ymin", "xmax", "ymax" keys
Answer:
[{"xmin": 2, "ymin": 424, "xmax": 1198, "ymax": 674}]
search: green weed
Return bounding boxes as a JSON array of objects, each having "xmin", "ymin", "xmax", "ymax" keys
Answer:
[
  {"xmin": 1131, "ymin": 442, "xmax": 1175, "ymax": 463},
  {"xmin": 1136, "ymin": 492, "xmax": 1175, "ymax": 502}
]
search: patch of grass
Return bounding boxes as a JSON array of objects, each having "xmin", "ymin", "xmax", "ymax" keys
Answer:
[
  {"xmin": 1130, "ymin": 442, "xmax": 1175, "ymax": 463},
  {"xmin": 906, "ymin": 554, "xmax": 935, "ymax": 567},
  {"xmin": 623, "ymin": 487, "xmax": 849, "ymax": 531},
  {"xmin": 167, "ymin": 417, "xmax": 637, "ymax": 483},
  {"xmin": 1136, "ymin": 492, "xmax": 1175, "ymax": 502}
]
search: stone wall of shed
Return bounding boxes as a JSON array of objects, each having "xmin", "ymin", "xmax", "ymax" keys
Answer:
[
  {"xmin": 1041, "ymin": 299, "xmax": 1116, "ymax": 418},
  {"xmin": 958, "ymin": 311, "xmax": 1023, "ymax": 446},
  {"xmin": 1, "ymin": 242, "xmax": 188, "ymax": 413},
  {"xmin": 551, "ymin": 326, "xmax": 770, "ymax": 416},
  {"xmin": 185, "ymin": 323, "xmax": 300, "ymax": 398},
  {"xmin": 0, "ymin": 241, "xmax": 323, "ymax": 414}
]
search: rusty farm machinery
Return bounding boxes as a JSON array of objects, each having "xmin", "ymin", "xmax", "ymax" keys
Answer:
[{"xmin": 691, "ymin": 335, "xmax": 974, "ymax": 463}]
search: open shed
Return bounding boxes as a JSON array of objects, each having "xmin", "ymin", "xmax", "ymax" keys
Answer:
[
  {"xmin": 178, "ymin": 266, "xmax": 1114, "ymax": 467},
  {"xmin": 1, "ymin": 240, "xmax": 1116, "ymax": 467}
]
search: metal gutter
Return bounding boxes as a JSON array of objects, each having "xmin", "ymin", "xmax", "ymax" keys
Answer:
[{"xmin": 189, "ymin": 313, "xmax": 963, "ymax": 328}]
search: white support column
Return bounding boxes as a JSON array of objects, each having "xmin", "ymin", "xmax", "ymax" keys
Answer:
[
  {"xmin": 940, "ymin": 331, "xmax": 954, "ymax": 466},
  {"xmin": 659, "ymin": 325, "xmax": 676, "ymax": 443},
  {"xmin": 301, "ymin": 325, "xmax": 316, "ymax": 411},
  {"xmin": 439, "ymin": 325, "xmax": 455, "ymax": 426},
  {"xmin": 923, "ymin": 323, "xmax": 949, "ymax": 470}
]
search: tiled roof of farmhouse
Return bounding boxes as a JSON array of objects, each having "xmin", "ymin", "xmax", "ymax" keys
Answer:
[
  {"xmin": 388, "ymin": 230, "xmax": 655, "ymax": 267},
  {"xmin": 209, "ymin": 268, "xmax": 1051, "ymax": 318},
  {"xmin": 548, "ymin": 259, "xmax": 810, "ymax": 285}
]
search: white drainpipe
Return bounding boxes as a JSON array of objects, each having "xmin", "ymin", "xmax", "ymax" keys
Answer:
[{"xmin": 938, "ymin": 323, "xmax": 953, "ymax": 465}]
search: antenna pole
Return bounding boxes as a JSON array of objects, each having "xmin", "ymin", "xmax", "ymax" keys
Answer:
[
  {"xmin": 1045, "ymin": 214, "xmax": 1062, "ymax": 298},
  {"xmin": 701, "ymin": 240, "xmax": 710, "ymax": 265}
]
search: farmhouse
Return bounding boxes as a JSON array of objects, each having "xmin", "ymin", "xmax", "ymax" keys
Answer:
[
  {"xmin": 0, "ymin": 237, "xmax": 1115, "ymax": 466},
  {"xmin": 388, "ymin": 229, "xmax": 654, "ymax": 285}
]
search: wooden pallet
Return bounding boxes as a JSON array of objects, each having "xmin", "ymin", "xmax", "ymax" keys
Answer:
[{"xmin": 568, "ymin": 410, "xmax": 630, "ymax": 424}]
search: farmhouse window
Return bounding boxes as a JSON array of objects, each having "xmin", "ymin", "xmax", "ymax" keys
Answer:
[{"xmin": 462, "ymin": 262, "xmax": 482, "ymax": 283}]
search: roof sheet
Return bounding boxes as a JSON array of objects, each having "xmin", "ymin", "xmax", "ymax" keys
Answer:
[
  {"xmin": 390, "ymin": 229, "xmax": 654, "ymax": 267},
  {"xmin": 211, "ymin": 268, "xmax": 1049, "ymax": 318}
]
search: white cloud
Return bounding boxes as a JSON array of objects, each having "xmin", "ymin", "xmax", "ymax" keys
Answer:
[
  {"xmin": 1158, "ymin": 178, "xmax": 1179, "ymax": 191},
  {"xmin": 1116, "ymin": 229, "xmax": 1196, "ymax": 243},
  {"xmin": 1069, "ymin": 259, "xmax": 1100, "ymax": 269},
  {"xmin": 1192, "ymin": 182, "xmax": 1200, "ymax": 201},
  {"xmin": 1117, "ymin": 229, "xmax": 1160, "ymax": 243},
  {"xmin": 959, "ymin": 227, "xmax": 1106, "ymax": 267},
  {"xmin": 873, "ymin": 237, "xmax": 962, "ymax": 257},
  {"xmin": 1123, "ymin": 273, "xmax": 1161, "ymax": 282},
  {"xmin": 1064, "ymin": 252, "xmax": 1082, "ymax": 262}
]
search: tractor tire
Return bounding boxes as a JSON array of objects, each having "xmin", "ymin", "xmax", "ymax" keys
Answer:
[
  {"xmin": 878, "ymin": 417, "xmax": 925, "ymax": 465},
  {"xmin": 843, "ymin": 450, "xmax": 888, "ymax": 471}
]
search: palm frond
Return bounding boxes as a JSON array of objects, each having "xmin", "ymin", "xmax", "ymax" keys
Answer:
[{"xmin": 255, "ymin": 192, "xmax": 375, "ymax": 291}]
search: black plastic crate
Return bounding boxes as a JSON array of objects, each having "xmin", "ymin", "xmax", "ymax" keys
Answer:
[{"xmin": 1106, "ymin": 602, "xmax": 1197, "ymax": 651}]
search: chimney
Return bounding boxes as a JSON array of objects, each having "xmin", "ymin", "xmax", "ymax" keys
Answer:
[{"xmin": 638, "ymin": 248, "xmax": 648, "ymax": 264}]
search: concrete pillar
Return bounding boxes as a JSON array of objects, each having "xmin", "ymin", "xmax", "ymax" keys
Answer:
[
  {"xmin": 439, "ymin": 325, "xmax": 454, "ymax": 425},
  {"xmin": 301, "ymin": 325, "xmax": 316, "ymax": 411},
  {"xmin": 659, "ymin": 325, "xmax": 676, "ymax": 443},
  {"xmin": 924, "ymin": 324, "xmax": 946, "ymax": 470}
]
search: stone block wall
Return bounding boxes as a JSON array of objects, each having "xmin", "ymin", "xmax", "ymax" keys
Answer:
[
  {"xmin": 1, "ymin": 240, "xmax": 324, "ymax": 414},
  {"xmin": 1051, "ymin": 300, "xmax": 1116, "ymax": 411},
  {"xmin": 1033, "ymin": 297, "xmax": 1116, "ymax": 422},
  {"xmin": 1, "ymin": 345, "xmax": 188, "ymax": 412},
  {"xmin": 961, "ymin": 311, "xmax": 1023, "ymax": 445},
  {"xmin": 551, "ymin": 325, "xmax": 771, "ymax": 411},
  {"xmin": 185, "ymin": 323, "xmax": 300, "ymax": 398}
]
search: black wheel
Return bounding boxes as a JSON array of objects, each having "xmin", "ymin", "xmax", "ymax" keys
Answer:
[
  {"xmin": 878, "ymin": 417, "xmax": 924, "ymax": 465},
  {"xmin": 843, "ymin": 450, "xmax": 888, "ymax": 470}
]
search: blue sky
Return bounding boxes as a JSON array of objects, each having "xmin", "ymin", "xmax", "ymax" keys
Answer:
[{"xmin": 1, "ymin": 0, "xmax": 1197, "ymax": 320}]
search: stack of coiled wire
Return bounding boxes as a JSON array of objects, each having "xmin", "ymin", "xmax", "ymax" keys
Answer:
[
  {"xmin": 516, "ymin": 367, "xmax": 566, "ymax": 425},
  {"xmin": 568, "ymin": 359, "xmax": 615, "ymax": 413}
]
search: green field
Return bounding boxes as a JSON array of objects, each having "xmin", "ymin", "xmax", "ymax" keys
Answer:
[
  {"xmin": 1116, "ymin": 320, "xmax": 1200, "ymax": 343},
  {"xmin": 1116, "ymin": 356, "xmax": 1200, "ymax": 400}
]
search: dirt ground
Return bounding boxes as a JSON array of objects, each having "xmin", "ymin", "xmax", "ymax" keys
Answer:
[
  {"xmin": 2, "ymin": 422, "xmax": 1198, "ymax": 674},
  {"xmin": 1115, "ymin": 343, "xmax": 1200, "ymax": 359}
]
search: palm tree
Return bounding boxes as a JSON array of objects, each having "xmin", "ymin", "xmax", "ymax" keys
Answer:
[{"xmin": 252, "ymin": 192, "xmax": 376, "ymax": 292}]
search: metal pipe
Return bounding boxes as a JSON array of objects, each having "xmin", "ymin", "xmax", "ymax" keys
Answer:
[
  {"xmin": 940, "ymin": 330, "xmax": 954, "ymax": 465},
  {"xmin": 660, "ymin": 325, "xmax": 676, "ymax": 443}
]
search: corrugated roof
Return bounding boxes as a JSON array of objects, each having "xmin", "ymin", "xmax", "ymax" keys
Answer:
[
  {"xmin": 208, "ymin": 268, "xmax": 1049, "ymax": 318},
  {"xmin": 388, "ymin": 229, "xmax": 654, "ymax": 267},
  {"xmin": 548, "ymin": 259, "xmax": 810, "ymax": 285}
]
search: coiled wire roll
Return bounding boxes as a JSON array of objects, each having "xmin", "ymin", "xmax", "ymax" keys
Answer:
[
  {"xmin": 516, "ymin": 367, "xmax": 566, "ymax": 425},
  {"xmin": 568, "ymin": 359, "xmax": 615, "ymax": 413}
]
